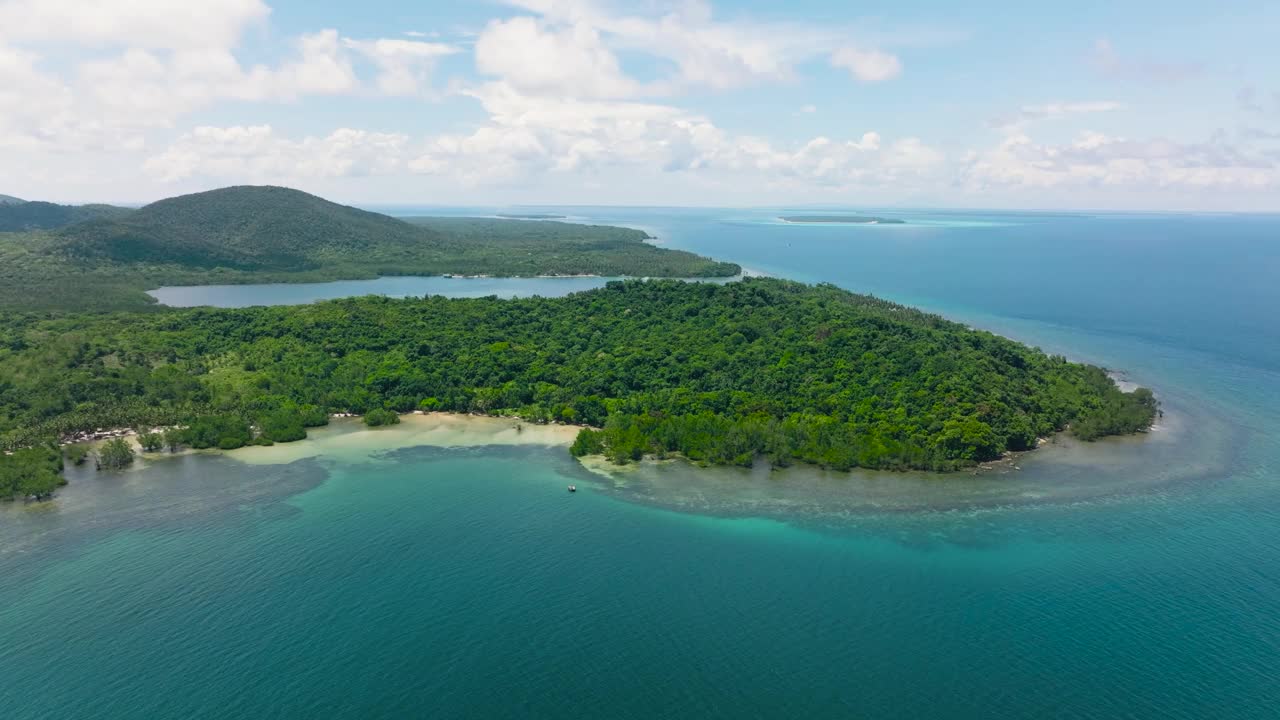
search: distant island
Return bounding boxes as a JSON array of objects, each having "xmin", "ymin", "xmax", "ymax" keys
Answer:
[
  {"xmin": 496, "ymin": 213, "xmax": 567, "ymax": 220},
  {"xmin": 780, "ymin": 215, "xmax": 906, "ymax": 224},
  {"xmin": 0, "ymin": 186, "xmax": 739, "ymax": 311}
]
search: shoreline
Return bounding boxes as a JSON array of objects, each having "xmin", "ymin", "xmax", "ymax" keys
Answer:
[
  {"xmin": 60, "ymin": 406, "xmax": 1157, "ymax": 479},
  {"xmin": 77, "ymin": 413, "xmax": 585, "ymax": 469},
  {"xmin": 236, "ymin": 413, "xmax": 583, "ymax": 466},
  {"xmin": 21, "ymin": 389, "xmax": 1220, "ymax": 519}
]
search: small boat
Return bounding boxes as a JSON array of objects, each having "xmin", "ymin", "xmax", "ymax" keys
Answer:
[{"xmin": 567, "ymin": 485, "xmax": 577, "ymax": 493}]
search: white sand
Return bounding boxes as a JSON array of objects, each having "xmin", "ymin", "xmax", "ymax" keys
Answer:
[{"xmin": 235, "ymin": 413, "xmax": 581, "ymax": 465}]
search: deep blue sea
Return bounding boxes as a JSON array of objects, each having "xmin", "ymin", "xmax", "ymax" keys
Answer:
[{"xmin": 4, "ymin": 208, "xmax": 1280, "ymax": 719}]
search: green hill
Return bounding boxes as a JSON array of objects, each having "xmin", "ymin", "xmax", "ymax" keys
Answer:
[
  {"xmin": 0, "ymin": 201, "xmax": 132, "ymax": 232},
  {"xmin": 52, "ymin": 186, "xmax": 437, "ymax": 271},
  {"xmin": 0, "ymin": 194, "xmax": 24, "ymax": 205}
]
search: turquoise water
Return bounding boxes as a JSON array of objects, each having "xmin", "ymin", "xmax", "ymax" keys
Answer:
[{"xmin": 4, "ymin": 208, "xmax": 1280, "ymax": 718}]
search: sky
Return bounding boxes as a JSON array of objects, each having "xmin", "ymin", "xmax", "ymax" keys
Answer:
[{"xmin": 2, "ymin": 0, "xmax": 1278, "ymax": 211}]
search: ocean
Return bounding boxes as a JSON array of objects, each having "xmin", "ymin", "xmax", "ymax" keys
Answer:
[{"xmin": 3, "ymin": 208, "xmax": 1279, "ymax": 719}]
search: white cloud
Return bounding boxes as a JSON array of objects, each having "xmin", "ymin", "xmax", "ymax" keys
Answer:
[
  {"xmin": 0, "ymin": 0, "xmax": 278, "ymax": 151},
  {"xmin": 489, "ymin": 0, "xmax": 904, "ymax": 94},
  {"xmin": 276, "ymin": 30, "xmax": 360, "ymax": 96},
  {"xmin": 830, "ymin": 47, "xmax": 903, "ymax": 83},
  {"xmin": 153, "ymin": 83, "xmax": 945, "ymax": 194},
  {"xmin": 619, "ymin": 4, "xmax": 817, "ymax": 90},
  {"xmin": 70, "ymin": 30, "xmax": 357, "ymax": 132},
  {"xmin": 344, "ymin": 38, "xmax": 458, "ymax": 96},
  {"xmin": 963, "ymin": 131, "xmax": 1278, "ymax": 192},
  {"xmin": 475, "ymin": 16, "xmax": 638, "ymax": 98},
  {"xmin": 0, "ymin": 44, "xmax": 74, "ymax": 151},
  {"xmin": 0, "ymin": 0, "xmax": 270, "ymax": 50},
  {"xmin": 144, "ymin": 125, "xmax": 409, "ymax": 182},
  {"xmin": 0, "ymin": 21, "xmax": 457, "ymax": 153}
]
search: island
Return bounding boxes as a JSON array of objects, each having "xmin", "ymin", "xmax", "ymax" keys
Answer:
[
  {"xmin": 495, "ymin": 213, "xmax": 567, "ymax": 220},
  {"xmin": 780, "ymin": 215, "xmax": 906, "ymax": 224},
  {"xmin": 1, "ymin": 274, "xmax": 1157, "ymax": 499},
  {"xmin": 0, "ymin": 186, "xmax": 739, "ymax": 311}
]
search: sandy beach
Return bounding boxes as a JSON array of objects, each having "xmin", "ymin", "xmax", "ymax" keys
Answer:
[{"xmin": 233, "ymin": 413, "xmax": 581, "ymax": 465}]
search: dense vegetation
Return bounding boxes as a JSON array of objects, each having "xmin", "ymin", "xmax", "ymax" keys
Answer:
[
  {"xmin": 0, "ymin": 201, "xmax": 133, "ymax": 232},
  {"xmin": 0, "ymin": 279, "xmax": 1157, "ymax": 488},
  {"xmin": 401, "ymin": 217, "xmax": 739, "ymax": 279},
  {"xmin": 0, "ymin": 446, "xmax": 65, "ymax": 500},
  {"xmin": 0, "ymin": 186, "xmax": 738, "ymax": 311}
]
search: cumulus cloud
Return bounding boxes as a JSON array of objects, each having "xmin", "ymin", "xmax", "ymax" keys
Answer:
[
  {"xmin": 21, "ymin": 29, "xmax": 361, "ymax": 151},
  {"xmin": 487, "ymin": 0, "xmax": 904, "ymax": 94},
  {"xmin": 963, "ymin": 131, "xmax": 1278, "ymax": 192},
  {"xmin": 475, "ymin": 16, "xmax": 638, "ymax": 98},
  {"xmin": 0, "ymin": 0, "xmax": 455, "ymax": 152},
  {"xmin": 144, "ymin": 125, "xmax": 410, "ymax": 182},
  {"xmin": 149, "ymin": 82, "xmax": 945, "ymax": 194},
  {"xmin": 0, "ymin": 0, "xmax": 271, "ymax": 150}
]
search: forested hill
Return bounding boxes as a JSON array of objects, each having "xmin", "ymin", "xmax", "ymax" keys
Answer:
[
  {"xmin": 0, "ymin": 194, "xmax": 24, "ymax": 205},
  {"xmin": 0, "ymin": 201, "xmax": 132, "ymax": 232},
  {"xmin": 0, "ymin": 278, "xmax": 1157, "ymax": 476},
  {"xmin": 51, "ymin": 186, "xmax": 447, "ymax": 271},
  {"xmin": 0, "ymin": 186, "xmax": 739, "ymax": 310}
]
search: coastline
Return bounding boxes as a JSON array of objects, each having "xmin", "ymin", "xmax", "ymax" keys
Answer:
[
  {"xmin": 22, "ymin": 381, "xmax": 1225, "ymax": 520},
  {"xmin": 572, "ymin": 400, "xmax": 1205, "ymax": 516},
  {"xmin": 64, "ymin": 405, "xmax": 1159, "ymax": 480},
  {"xmin": 85, "ymin": 413, "xmax": 585, "ymax": 468}
]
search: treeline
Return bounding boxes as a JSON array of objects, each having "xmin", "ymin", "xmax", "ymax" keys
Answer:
[{"xmin": 0, "ymin": 278, "xmax": 1157, "ymax": 475}]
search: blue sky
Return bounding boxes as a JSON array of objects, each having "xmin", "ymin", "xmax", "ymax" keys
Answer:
[{"xmin": 1, "ymin": 0, "xmax": 1277, "ymax": 210}]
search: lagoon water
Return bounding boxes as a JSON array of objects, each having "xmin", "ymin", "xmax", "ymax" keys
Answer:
[
  {"xmin": 148, "ymin": 274, "xmax": 623, "ymax": 307},
  {"xmin": 5, "ymin": 208, "xmax": 1280, "ymax": 718}
]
